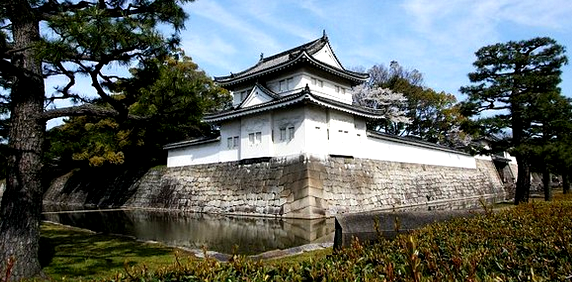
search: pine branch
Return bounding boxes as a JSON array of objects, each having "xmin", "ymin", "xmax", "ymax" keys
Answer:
[
  {"xmin": 37, "ymin": 0, "xmax": 168, "ymax": 21},
  {"xmin": 40, "ymin": 104, "xmax": 148, "ymax": 121}
]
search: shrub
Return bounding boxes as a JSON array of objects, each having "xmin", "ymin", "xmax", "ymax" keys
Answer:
[{"xmin": 111, "ymin": 201, "xmax": 572, "ymax": 281}]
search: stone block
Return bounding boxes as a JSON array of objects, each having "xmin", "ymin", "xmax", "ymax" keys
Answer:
[{"xmin": 334, "ymin": 209, "xmax": 480, "ymax": 249}]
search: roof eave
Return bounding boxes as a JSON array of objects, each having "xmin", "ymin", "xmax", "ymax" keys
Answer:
[
  {"xmin": 204, "ymin": 91, "xmax": 384, "ymax": 123},
  {"xmin": 163, "ymin": 136, "xmax": 221, "ymax": 150},
  {"xmin": 215, "ymin": 52, "xmax": 368, "ymax": 87}
]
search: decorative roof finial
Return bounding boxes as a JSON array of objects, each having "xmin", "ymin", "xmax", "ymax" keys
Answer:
[
  {"xmin": 260, "ymin": 53, "xmax": 264, "ymax": 60},
  {"xmin": 304, "ymin": 83, "xmax": 311, "ymax": 93},
  {"xmin": 322, "ymin": 29, "xmax": 327, "ymax": 38}
]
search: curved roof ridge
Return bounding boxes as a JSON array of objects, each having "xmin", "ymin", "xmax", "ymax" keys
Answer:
[
  {"xmin": 254, "ymin": 82, "xmax": 280, "ymax": 99},
  {"xmin": 214, "ymin": 36, "xmax": 327, "ymax": 81}
]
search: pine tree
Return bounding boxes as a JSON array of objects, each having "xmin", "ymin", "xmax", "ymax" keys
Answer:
[
  {"xmin": 460, "ymin": 37, "xmax": 568, "ymax": 205},
  {"xmin": 0, "ymin": 0, "xmax": 193, "ymax": 279}
]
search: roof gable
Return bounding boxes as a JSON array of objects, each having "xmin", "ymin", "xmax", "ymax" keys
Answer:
[
  {"xmin": 311, "ymin": 42, "xmax": 343, "ymax": 69},
  {"xmin": 236, "ymin": 83, "xmax": 279, "ymax": 109}
]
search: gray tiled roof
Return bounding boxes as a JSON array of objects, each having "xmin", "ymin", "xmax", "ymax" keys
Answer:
[
  {"xmin": 203, "ymin": 88, "xmax": 385, "ymax": 123},
  {"xmin": 214, "ymin": 35, "xmax": 368, "ymax": 86}
]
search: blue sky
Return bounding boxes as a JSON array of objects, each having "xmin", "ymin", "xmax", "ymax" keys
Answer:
[{"xmin": 179, "ymin": 0, "xmax": 572, "ymax": 100}]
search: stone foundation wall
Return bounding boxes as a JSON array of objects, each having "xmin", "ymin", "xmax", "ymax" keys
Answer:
[
  {"xmin": 316, "ymin": 158, "xmax": 504, "ymax": 216},
  {"xmin": 43, "ymin": 155, "xmax": 506, "ymax": 218}
]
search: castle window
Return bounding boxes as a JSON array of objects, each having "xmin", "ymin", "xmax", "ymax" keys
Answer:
[
  {"xmin": 249, "ymin": 132, "xmax": 262, "ymax": 145},
  {"xmin": 311, "ymin": 78, "xmax": 317, "ymax": 85},
  {"xmin": 335, "ymin": 86, "xmax": 340, "ymax": 93},
  {"xmin": 318, "ymin": 80, "xmax": 324, "ymax": 88},
  {"xmin": 228, "ymin": 136, "xmax": 239, "ymax": 149},
  {"xmin": 279, "ymin": 126, "xmax": 295, "ymax": 141},
  {"xmin": 288, "ymin": 126, "xmax": 295, "ymax": 140},
  {"xmin": 233, "ymin": 136, "xmax": 239, "ymax": 148},
  {"xmin": 287, "ymin": 78, "xmax": 294, "ymax": 89},
  {"xmin": 279, "ymin": 80, "xmax": 285, "ymax": 91}
]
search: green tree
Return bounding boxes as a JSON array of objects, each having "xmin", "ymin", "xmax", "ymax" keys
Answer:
[
  {"xmin": 366, "ymin": 61, "xmax": 469, "ymax": 147},
  {"xmin": 45, "ymin": 52, "xmax": 231, "ymax": 168},
  {"xmin": 460, "ymin": 37, "xmax": 567, "ymax": 205},
  {"xmin": 532, "ymin": 94, "xmax": 572, "ymax": 200},
  {"xmin": 0, "ymin": 0, "xmax": 192, "ymax": 279},
  {"xmin": 523, "ymin": 93, "xmax": 572, "ymax": 201}
]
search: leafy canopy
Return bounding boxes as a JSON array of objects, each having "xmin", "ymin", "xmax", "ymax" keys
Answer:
[
  {"xmin": 45, "ymin": 51, "xmax": 231, "ymax": 168},
  {"xmin": 355, "ymin": 61, "xmax": 470, "ymax": 148}
]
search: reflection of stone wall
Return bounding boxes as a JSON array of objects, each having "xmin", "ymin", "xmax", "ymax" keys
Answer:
[
  {"xmin": 43, "ymin": 209, "xmax": 335, "ymax": 255},
  {"xmin": 44, "ymin": 155, "xmax": 506, "ymax": 219}
]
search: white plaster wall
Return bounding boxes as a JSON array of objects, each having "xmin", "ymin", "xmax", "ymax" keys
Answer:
[
  {"xmin": 166, "ymin": 106, "xmax": 475, "ymax": 169},
  {"xmin": 327, "ymin": 110, "xmax": 356, "ymax": 156},
  {"xmin": 266, "ymin": 73, "xmax": 304, "ymax": 96},
  {"xmin": 272, "ymin": 107, "xmax": 306, "ymax": 157},
  {"xmin": 167, "ymin": 141, "xmax": 221, "ymax": 167},
  {"xmin": 299, "ymin": 72, "xmax": 352, "ymax": 104},
  {"xmin": 354, "ymin": 135, "xmax": 477, "ymax": 169},
  {"xmin": 219, "ymin": 120, "xmax": 241, "ymax": 162},
  {"xmin": 240, "ymin": 113, "xmax": 273, "ymax": 159},
  {"xmin": 303, "ymin": 106, "xmax": 330, "ymax": 157}
]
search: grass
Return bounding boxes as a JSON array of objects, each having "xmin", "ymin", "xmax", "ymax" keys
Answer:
[
  {"xmin": 38, "ymin": 223, "xmax": 327, "ymax": 281},
  {"xmin": 39, "ymin": 223, "xmax": 195, "ymax": 281}
]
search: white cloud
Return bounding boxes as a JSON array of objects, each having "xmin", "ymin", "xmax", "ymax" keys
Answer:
[
  {"xmin": 236, "ymin": 0, "xmax": 317, "ymax": 42},
  {"xmin": 403, "ymin": 0, "xmax": 572, "ymax": 48},
  {"xmin": 185, "ymin": 1, "xmax": 280, "ymax": 53},
  {"xmin": 400, "ymin": 0, "xmax": 572, "ymax": 96},
  {"xmin": 181, "ymin": 34, "xmax": 237, "ymax": 76},
  {"xmin": 496, "ymin": 0, "xmax": 572, "ymax": 29}
]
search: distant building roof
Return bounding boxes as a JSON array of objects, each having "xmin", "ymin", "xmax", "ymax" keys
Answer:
[
  {"xmin": 163, "ymin": 136, "xmax": 220, "ymax": 150},
  {"xmin": 214, "ymin": 34, "xmax": 369, "ymax": 87},
  {"xmin": 204, "ymin": 86, "xmax": 385, "ymax": 123}
]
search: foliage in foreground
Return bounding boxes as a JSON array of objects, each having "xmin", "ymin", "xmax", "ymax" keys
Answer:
[{"xmin": 110, "ymin": 201, "xmax": 572, "ymax": 282}]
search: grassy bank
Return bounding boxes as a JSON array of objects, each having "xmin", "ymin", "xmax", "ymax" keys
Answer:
[
  {"xmin": 39, "ymin": 223, "xmax": 195, "ymax": 281},
  {"xmin": 37, "ymin": 193, "xmax": 572, "ymax": 281}
]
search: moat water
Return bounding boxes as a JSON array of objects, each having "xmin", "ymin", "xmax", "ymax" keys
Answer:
[
  {"xmin": 42, "ymin": 208, "xmax": 335, "ymax": 255},
  {"xmin": 42, "ymin": 196, "xmax": 503, "ymax": 255}
]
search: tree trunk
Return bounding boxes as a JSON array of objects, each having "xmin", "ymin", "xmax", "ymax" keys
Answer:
[
  {"xmin": 564, "ymin": 171, "xmax": 570, "ymax": 194},
  {"xmin": 0, "ymin": 5, "xmax": 46, "ymax": 281},
  {"xmin": 543, "ymin": 169, "xmax": 552, "ymax": 201},
  {"xmin": 514, "ymin": 156, "xmax": 531, "ymax": 204}
]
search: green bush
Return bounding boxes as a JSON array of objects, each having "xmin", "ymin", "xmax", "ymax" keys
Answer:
[{"xmin": 111, "ymin": 201, "xmax": 572, "ymax": 281}]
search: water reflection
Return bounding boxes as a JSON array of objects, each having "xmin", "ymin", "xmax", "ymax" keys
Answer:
[
  {"xmin": 42, "ymin": 209, "xmax": 335, "ymax": 255},
  {"xmin": 42, "ymin": 195, "xmax": 503, "ymax": 255}
]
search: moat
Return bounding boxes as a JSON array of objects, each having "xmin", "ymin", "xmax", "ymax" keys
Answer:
[
  {"xmin": 42, "ymin": 208, "xmax": 335, "ymax": 255},
  {"xmin": 42, "ymin": 196, "xmax": 501, "ymax": 255}
]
